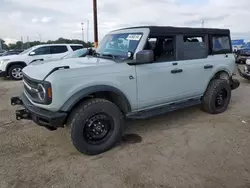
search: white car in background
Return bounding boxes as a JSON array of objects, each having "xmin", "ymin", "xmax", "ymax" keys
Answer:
[{"xmin": 0, "ymin": 43, "xmax": 83, "ymax": 80}]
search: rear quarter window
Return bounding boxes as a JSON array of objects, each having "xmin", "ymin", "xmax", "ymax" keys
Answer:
[
  {"xmin": 50, "ymin": 46, "xmax": 68, "ymax": 54},
  {"xmin": 212, "ymin": 36, "xmax": 231, "ymax": 54},
  {"xmin": 70, "ymin": 45, "xmax": 84, "ymax": 51}
]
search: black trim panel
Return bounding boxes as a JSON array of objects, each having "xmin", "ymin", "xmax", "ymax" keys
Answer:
[
  {"xmin": 60, "ymin": 85, "xmax": 132, "ymax": 112},
  {"xmin": 12, "ymin": 93, "xmax": 67, "ymax": 130},
  {"xmin": 0, "ymin": 70, "xmax": 7, "ymax": 77}
]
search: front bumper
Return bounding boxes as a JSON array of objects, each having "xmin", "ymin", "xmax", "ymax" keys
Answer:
[
  {"xmin": 0, "ymin": 70, "xmax": 7, "ymax": 77},
  {"xmin": 11, "ymin": 94, "xmax": 67, "ymax": 131},
  {"xmin": 236, "ymin": 55, "xmax": 250, "ymax": 64},
  {"xmin": 229, "ymin": 77, "xmax": 240, "ymax": 90},
  {"xmin": 238, "ymin": 65, "xmax": 250, "ymax": 80}
]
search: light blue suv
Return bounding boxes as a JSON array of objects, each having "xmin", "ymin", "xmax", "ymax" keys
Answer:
[{"xmin": 11, "ymin": 26, "xmax": 240, "ymax": 155}]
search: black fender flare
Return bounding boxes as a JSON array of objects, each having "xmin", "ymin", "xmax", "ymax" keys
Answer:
[
  {"xmin": 60, "ymin": 85, "xmax": 132, "ymax": 112},
  {"xmin": 6, "ymin": 61, "xmax": 27, "ymax": 73}
]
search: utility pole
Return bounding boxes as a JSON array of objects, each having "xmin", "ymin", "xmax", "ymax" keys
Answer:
[
  {"xmin": 21, "ymin": 36, "xmax": 24, "ymax": 49},
  {"xmin": 93, "ymin": 0, "xmax": 98, "ymax": 48},
  {"xmin": 81, "ymin": 22, "xmax": 84, "ymax": 42},
  {"xmin": 27, "ymin": 36, "xmax": 30, "ymax": 49}
]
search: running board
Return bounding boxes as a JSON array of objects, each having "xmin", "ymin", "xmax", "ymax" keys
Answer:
[{"xmin": 126, "ymin": 98, "xmax": 201, "ymax": 119}]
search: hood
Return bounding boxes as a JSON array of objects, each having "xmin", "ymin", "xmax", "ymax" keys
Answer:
[
  {"xmin": 0, "ymin": 54, "xmax": 19, "ymax": 60},
  {"xmin": 22, "ymin": 56, "xmax": 116, "ymax": 80}
]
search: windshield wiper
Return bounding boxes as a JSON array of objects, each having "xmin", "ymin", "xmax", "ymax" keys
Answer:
[{"xmin": 101, "ymin": 53, "xmax": 116, "ymax": 59}]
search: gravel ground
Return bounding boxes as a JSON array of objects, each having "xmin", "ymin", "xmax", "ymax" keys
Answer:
[{"xmin": 1, "ymin": 70, "xmax": 250, "ymax": 188}]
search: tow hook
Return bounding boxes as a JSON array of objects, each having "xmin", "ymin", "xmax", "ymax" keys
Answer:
[{"xmin": 11, "ymin": 97, "xmax": 23, "ymax": 106}]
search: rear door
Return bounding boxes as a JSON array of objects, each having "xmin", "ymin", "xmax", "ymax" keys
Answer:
[
  {"xmin": 49, "ymin": 45, "xmax": 69, "ymax": 60},
  {"xmin": 173, "ymin": 35, "xmax": 212, "ymax": 98}
]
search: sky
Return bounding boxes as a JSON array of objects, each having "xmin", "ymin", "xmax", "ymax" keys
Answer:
[{"xmin": 0, "ymin": 0, "xmax": 250, "ymax": 44}]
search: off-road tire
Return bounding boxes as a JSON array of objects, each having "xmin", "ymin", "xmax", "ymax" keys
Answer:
[
  {"xmin": 68, "ymin": 98, "xmax": 124, "ymax": 155},
  {"xmin": 8, "ymin": 64, "xmax": 23, "ymax": 80},
  {"xmin": 202, "ymin": 79, "xmax": 231, "ymax": 114}
]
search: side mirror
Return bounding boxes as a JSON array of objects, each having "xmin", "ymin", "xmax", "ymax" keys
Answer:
[
  {"xmin": 29, "ymin": 51, "xmax": 35, "ymax": 56},
  {"xmin": 135, "ymin": 50, "xmax": 154, "ymax": 64}
]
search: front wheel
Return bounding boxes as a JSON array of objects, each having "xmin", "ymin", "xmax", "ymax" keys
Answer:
[
  {"xmin": 68, "ymin": 98, "xmax": 124, "ymax": 155},
  {"xmin": 8, "ymin": 64, "xmax": 23, "ymax": 80},
  {"xmin": 202, "ymin": 79, "xmax": 231, "ymax": 114}
]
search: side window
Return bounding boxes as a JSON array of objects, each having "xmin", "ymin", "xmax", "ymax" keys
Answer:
[
  {"xmin": 212, "ymin": 36, "xmax": 231, "ymax": 54},
  {"xmin": 70, "ymin": 45, "xmax": 83, "ymax": 51},
  {"xmin": 144, "ymin": 36, "xmax": 175, "ymax": 62},
  {"xmin": 32, "ymin": 46, "xmax": 50, "ymax": 55},
  {"xmin": 181, "ymin": 35, "xmax": 207, "ymax": 60},
  {"xmin": 50, "ymin": 46, "xmax": 68, "ymax": 54}
]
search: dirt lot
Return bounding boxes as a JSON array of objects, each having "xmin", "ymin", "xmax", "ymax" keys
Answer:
[{"xmin": 1, "ymin": 71, "xmax": 250, "ymax": 188}]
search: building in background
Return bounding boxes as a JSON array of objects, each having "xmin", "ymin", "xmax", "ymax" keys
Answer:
[{"xmin": 232, "ymin": 39, "xmax": 245, "ymax": 51}]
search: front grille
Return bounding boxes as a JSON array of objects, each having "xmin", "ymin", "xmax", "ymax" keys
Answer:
[
  {"xmin": 23, "ymin": 74, "xmax": 38, "ymax": 88},
  {"xmin": 23, "ymin": 74, "xmax": 39, "ymax": 100}
]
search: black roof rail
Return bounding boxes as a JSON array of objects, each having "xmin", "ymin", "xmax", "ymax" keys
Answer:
[{"xmin": 43, "ymin": 66, "xmax": 70, "ymax": 81}]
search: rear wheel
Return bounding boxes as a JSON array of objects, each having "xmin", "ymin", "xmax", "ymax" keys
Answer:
[
  {"xmin": 68, "ymin": 98, "xmax": 124, "ymax": 155},
  {"xmin": 8, "ymin": 64, "xmax": 23, "ymax": 80},
  {"xmin": 202, "ymin": 79, "xmax": 231, "ymax": 114}
]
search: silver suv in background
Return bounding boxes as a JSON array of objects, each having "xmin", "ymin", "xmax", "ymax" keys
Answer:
[
  {"xmin": 0, "ymin": 44, "xmax": 83, "ymax": 80},
  {"xmin": 11, "ymin": 26, "xmax": 240, "ymax": 155}
]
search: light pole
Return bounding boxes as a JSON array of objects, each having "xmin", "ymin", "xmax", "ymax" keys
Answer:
[
  {"xmin": 87, "ymin": 19, "xmax": 89, "ymax": 43},
  {"xmin": 81, "ymin": 22, "xmax": 84, "ymax": 42}
]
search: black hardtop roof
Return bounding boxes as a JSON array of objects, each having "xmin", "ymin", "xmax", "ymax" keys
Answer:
[{"xmin": 116, "ymin": 26, "xmax": 230, "ymax": 35}]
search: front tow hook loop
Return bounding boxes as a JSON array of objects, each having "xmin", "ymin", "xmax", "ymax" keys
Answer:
[{"xmin": 11, "ymin": 97, "xmax": 23, "ymax": 106}]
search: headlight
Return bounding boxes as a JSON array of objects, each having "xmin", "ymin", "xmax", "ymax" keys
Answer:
[
  {"xmin": 0, "ymin": 59, "xmax": 10, "ymax": 64},
  {"xmin": 246, "ymin": 59, "xmax": 250, "ymax": 65},
  {"xmin": 37, "ymin": 84, "xmax": 46, "ymax": 101}
]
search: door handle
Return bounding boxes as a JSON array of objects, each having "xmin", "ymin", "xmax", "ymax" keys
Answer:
[
  {"xmin": 172, "ymin": 62, "xmax": 178, "ymax": 66},
  {"xmin": 171, "ymin": 68, "xmax": 183, "ymax": 74},
  {"xmin": 204, "ymin": 65, "xmax": 213, "ymax": 69}
]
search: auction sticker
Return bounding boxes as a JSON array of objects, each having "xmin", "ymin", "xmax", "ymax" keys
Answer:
[{"xmin": 127, "ymin": 34, "xmax": 142, "ymax": 41}]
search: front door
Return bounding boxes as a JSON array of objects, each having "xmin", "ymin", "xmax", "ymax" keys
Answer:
[
  {"xmin": 136, "ymin": 36, "xmax": 189, "ymax": 110},
  {"xmin": 27, "ymin": 46, "xmax": 52, "ymax": 64}
]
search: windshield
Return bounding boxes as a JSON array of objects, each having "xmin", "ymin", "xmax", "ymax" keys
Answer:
[
  {"xmin": 62, "ymin": 48, "xmax": 88, "ymax": 59},
  {"xmin": 19, "ymin": 46, "xmax": 36, "ymax": 55},
  {"xmin": 95, "ymin": 32, "xmax": 143, "ymax": 58}
]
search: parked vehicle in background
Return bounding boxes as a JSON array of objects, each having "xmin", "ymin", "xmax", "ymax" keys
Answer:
[
  {"xmin": 0, "ymin": 43, "xmax": 83, "ymax": 80},
  {"xmin": 238, "ymin": 57, "xmax": 250, "ymax": 80},
  {"xmin": 62, "ymin": 48, "xmax": 93, "ymax": 59},
  {"xmin": 11, "ymin": 26, "xmax": 239, "ymax": 155},
  {"xmin": 0, "ymin": 50, "xmax": 6, "ymax": 56},
  {"xmin": 235, "ymin": 48, "xmax": 250, "ymax": 64},
  {"xmin": 0, "ymin": 49, "xmax": 24, "ymax": 57}
]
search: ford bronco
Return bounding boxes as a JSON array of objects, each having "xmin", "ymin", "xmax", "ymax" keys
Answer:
[{"xmin": 11, "ymin": 26, "xmax": 240, "ymax": 155}]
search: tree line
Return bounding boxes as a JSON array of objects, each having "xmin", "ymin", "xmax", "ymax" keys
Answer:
[{"xmin": 0, "ymin": 38, "xmax": 94, "ymax": 50}]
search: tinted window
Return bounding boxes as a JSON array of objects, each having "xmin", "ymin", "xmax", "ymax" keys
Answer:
[
  {"xmin": 145, "ymin": 37, "xmax": 175, "ymax": 62},
  {"xmin": 181, "ymin": 35, "xmax": 207, "ymax": 60},
  {"xmin": 70, "ymin": 45, "xmax": 83, "ymax": 51},
  {"xmin": 50, "ymin": 46, "xmax": 68, "ymax": 54},
  {"xmin": 33, "ymin": 46, "xmax": 50, "ymax": 55},
  {"xmin": 212, "ymin": 36, "xmax": 231, "ymax": 53}
]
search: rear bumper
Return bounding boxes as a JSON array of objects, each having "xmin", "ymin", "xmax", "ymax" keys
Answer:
[
  {"xmin": 11, "ymin": 94, "xmax": 67, "ymax": 131},
  {"xmin": 0, "ymin": 70, "xmax": 7, "ymax": 77}
]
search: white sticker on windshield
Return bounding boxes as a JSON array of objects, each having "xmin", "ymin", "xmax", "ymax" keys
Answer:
[{"xmin": 127, "ymin": 34, "xmax": 142, "ymax": 41}]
